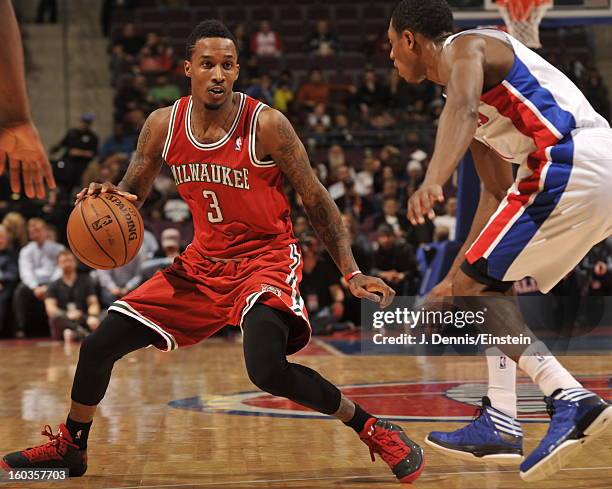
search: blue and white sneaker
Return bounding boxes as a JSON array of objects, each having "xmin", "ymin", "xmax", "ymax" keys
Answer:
[
  {"xmin": 520, "ymin": 388, "xmax": 612, "ymax": 482},
  {"xmin": 425, "ymin": 397, "xmax": 523, "ymax": 463}
]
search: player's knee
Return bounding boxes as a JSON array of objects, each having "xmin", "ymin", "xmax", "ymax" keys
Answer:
[
  {"xmin": 78, "ymin": 316, "xmax": 127, "ymax": 366},
  {"xmin": 246, "ymin": 359, "xmax": 289, "ymax": 395}
]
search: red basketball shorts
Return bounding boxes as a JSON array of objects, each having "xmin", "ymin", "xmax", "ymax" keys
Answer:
[{"xmin": 108, "ymin": 243, "xmax": 311, "ymax": 354}]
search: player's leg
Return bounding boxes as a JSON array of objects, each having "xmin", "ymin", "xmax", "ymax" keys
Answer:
[
  {"xmin": 426, "ymin": 349, "xmax": 523, "ymax": 462},
  {"xmin": 1, "ymin": 312, "xmax": 160, "ymax": 476},
  {"xmin": 242, "ymin": 303, "xmax": 424, "ymax": 483},
  {"xmin": 453, "ymin": 258, "xmax": 611, "ymax": 480}
]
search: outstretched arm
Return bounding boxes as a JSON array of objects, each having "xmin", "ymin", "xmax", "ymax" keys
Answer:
[
  {"xmin": 76, "ymin": 107, "xmax": 170, "ymax": 209},
  {"xmin": 408, "ymin": 36, "xmax": 486, "ymax": 225},
  {"xmin": 258, "ymin": 108, "xmax": 394, "ymax": 307},
  {"xmin": 0, "ymin": 0, "xmax": 55, "ymax": 198}
]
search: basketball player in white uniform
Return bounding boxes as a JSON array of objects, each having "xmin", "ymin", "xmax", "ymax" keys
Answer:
[{"xmin": 389, "ymin": 0, "xmax": 612, "ymax": 482}]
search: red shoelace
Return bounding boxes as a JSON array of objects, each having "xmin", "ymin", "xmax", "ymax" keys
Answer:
[
  {"xmin": 364, "ymin": 424, "xmax": 410, "ymax": 466},
  {"xmin": 23, "ymin": 425, "xmax": 74, "ymax": 462}
]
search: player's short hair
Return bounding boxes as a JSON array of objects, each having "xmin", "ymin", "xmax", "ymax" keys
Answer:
[
  {"xmin": 185, "ymin": 20, "xmax": 238, "ymax": 60},
  {"xmin": 391, "ymin": 0, "xmax": 454, "ymax": 41}
]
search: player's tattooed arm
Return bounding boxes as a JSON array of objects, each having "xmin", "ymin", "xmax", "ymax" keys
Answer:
[
  {"xmin": 258, "ymin": 108, "xmax": 395, "ymax": 307},
  {"xmin": 259, "ymin": 108, "xmax": 357, "ymax": 275},
  {"xmin": 117, "ymin": 107, "xmax": 170, "ymax": 208},
  {"xmin": 77, "ymin": 107, "xmax": 170, "ymax": 207}
]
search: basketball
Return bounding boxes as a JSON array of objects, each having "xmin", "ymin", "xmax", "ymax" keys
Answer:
[{"xmin": 67, "ymin": 193, "xmax": 144, "ymax": 270}]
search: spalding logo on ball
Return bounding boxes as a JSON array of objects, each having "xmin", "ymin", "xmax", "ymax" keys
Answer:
[{"xmin": 67, "ymin": 193, "xmax": 144, "ymax": 270}]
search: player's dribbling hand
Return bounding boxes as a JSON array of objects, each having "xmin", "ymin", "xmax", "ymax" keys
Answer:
[
  {"xmin": 74, "ymin": 181, "xmax": 137, "ymax": 205},
  {"xmin": 348, "ymin": 274, "xmax": 395, "ymax": 308},
  {"xmin": 0, "ymin": 121, "xmax": 56, "ymax": 199},
  {"xmin": 407, "ymin": 183, "xmax": 444, "ymax": 225}
]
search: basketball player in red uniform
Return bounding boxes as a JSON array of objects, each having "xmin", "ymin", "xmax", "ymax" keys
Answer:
[
  {"xmin": 0, "ymin": 0, "xmax": 55, "ymax": 198},
  {"xmin": 1, "ymin": 21, "xmax": 424, "ymax": 483}
]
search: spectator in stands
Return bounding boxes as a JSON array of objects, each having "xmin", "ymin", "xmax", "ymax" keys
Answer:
[
  {"xmin": 371, "ymin": 224, "xmax": 419, "ymax": 295},
  {"xmin": 96, "ymin": 248, "xmax": 145, "ymax": 306},
  {"xmin": 141, "ymin": 228, "xmax": 160, "ymax": 260},
  {"xmin": 306, "ymin": 20, "xmax": 340, "ymax": 57},
  {"xmin": 292, "ymin": 215, "xmax": 310, "ymax": 238},
  {"xmin": 112, "ymin": 23, "xmax": 145, "ymax": 60},
  {"xmin": 246, "ymin": 75, "xmax": 274, "ymax": 106},
  {"xmin": 373, "ymin": 197, "xmax": 410, "ymax": 238},
  {"xmin": 114, "ymin": 75, "xmax": 149, "ymax": 123},
  {"xmin": 325, "ymin": 144, "xmax": 346, "ymax": 174},
  {"xmin": 355, "ymin": 69, "xmax": 389, "ymax": 111},
  {"xmin": 139, "ymin": 45, "xmax": 173, "ymax": 75},
  {"xmin": 99, "ymin": 123, "xmax": 136, "ymax": 159},
  {"xmin": 387, "ymin": 68, "xmax": 415, "ymax": 110},
  {"xmin": 2, "ymin": 212, "xmax": 28, "ymax": 253},
  {"xmin": 0, "ymin": 225, "xmax": 18, "ymax": 334},
  {"xmin": 341, "ymin": 213, "xmax": 373, "ymax": 326},
  {"xmin": 148, "ymin": 75, "xmax": 181, "ymax": 105},
  {"xmin": 306, "ymin": 103, "xmax": 332, "ymax": 131},
  {"xmin": 329, "ymin": 113, "xmax": 354, "ymax": 145},
  {"xmin": 50, "ymin": 113, "xmax": 99, "ymax": 194},
  {"xmin": 233, "ymin": 23, "xmax": 252, "ymax": 61},
  {"xmin": 405, "ymin": 159, "xmax": 425, "ymax": 197},
  {"xmin": 330, "ymin": 166, "xmax": 375, "ymax": 222},
  {"xmin": 273, "ymin": 80, "xmax": 294, "ymax": 113},
  {"xmin": 297, "ymin": 69, "xmax": 331, "ymax": 108},
  {"xmin": 45, "ymin": 250, "xmax": 100, "ymax": 341},
  {"xmin": 250, "ymin": 20, "xmax": 282, "ymax": 58},
  {"xmin": 154, "ymin": 228, "xmax": 182, "ymax": 259},
  {"xmin": 140, "ymin": 228, "xmax": 182, "ymax": 281},
  {"xmin": 13, "ymin": 218, "xmax": 64, "ymax": 338},
  {"xmin": 433, "ymin": 197, "xmax": 457, "ymax": 241},
  {"xmin": 299, "ymin": 234, "xmax": 346, "ymax": 334}
]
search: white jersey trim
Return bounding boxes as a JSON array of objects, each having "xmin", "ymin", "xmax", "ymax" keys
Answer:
[
  {"xmin": 109, "ymin": 300, "xmax": 177, "ymax": 352},
  {"xmin": 162, "ymin": 99, "xmax": 180, "ymax": 161},
  {"xmin": 185, "ymin": 92, "xmax": 246, "ymax": 150},
  {"xmin": 249, "ymin": 103, "xmax": 276, "ymax": 167}
]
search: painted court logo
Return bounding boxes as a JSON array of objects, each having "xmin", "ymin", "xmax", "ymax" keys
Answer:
[{"xmin": 169, "ymin": 377, "xmax": 610, "ymax": 423}]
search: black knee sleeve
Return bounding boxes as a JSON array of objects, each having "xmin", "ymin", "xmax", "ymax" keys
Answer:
[
  {"xmin": 71, "ymin": 311, "xmax": 160, "ymax": 406},
  {"xmin": 243, "ymin": 304, "xmax": 341, "ymax": 415}
]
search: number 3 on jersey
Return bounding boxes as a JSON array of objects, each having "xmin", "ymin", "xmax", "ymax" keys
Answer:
[{"xmin": 202, "ymin": 190, "xmax": 223, "ymax": 223}]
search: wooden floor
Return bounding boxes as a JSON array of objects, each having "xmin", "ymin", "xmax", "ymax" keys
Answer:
[{"xmin": 0, "ymin": 338, "xmax": 610, "ymax": 489}]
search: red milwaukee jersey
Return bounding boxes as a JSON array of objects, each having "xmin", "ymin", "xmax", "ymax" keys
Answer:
[{"xmin": 162, "ymin": 93, "xmax": 296, "ymax": 259}]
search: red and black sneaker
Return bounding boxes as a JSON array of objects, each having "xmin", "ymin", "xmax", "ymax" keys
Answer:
[
  {"xmin": 0, "ymin": 424, "xmax": 87, "ymax": 477},
  {"xmin": 360, "ymin": 418, "xmax": 425, "ymax": 483}
]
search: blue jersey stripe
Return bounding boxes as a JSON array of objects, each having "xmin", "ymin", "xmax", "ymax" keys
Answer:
[
  {"xmin": 485, "ymin": 136, "xmax": 575, "ymax": 279},
  {"xmin": 509, "ymin": 57, "xmax": 577, "ymax": 139}
]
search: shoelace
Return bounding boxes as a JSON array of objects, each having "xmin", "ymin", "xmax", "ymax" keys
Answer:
[
  {"xmin": 366, "ymin": 425, "xmax": 409, "ymax": 465},
  {"xmin": 452, "ymin": 405, "xmax": 485, "ymax": 436},
  {"xmin": 23, "ymin": 426, "xmax": 70, "ymax": 461}
]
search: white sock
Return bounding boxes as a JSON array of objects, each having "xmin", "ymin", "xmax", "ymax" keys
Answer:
[
  {"xmin": 486, "ymin": 347, "xmax": 518, "ymax": 418},
  {"xmin": 518, "ymin": 341, "xmax": 581, "ymax": 396}
]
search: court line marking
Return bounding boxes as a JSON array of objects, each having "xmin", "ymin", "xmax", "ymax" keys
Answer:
[
  {"xmin": 312, "ymin": 338, "xmax": 345, "ymax": 356},
  {"xmin": 102, "ymin": 466, "xmax": 612, "ymax": 489}
]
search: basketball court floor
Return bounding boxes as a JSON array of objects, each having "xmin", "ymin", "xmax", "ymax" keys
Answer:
[{"xmin": 0, "ymin": 336, "xmax": 610, "ymax": 489}]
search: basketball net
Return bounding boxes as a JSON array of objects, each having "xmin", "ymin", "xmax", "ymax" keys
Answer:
[{"xmin": 495, "ymin": 0, "xmax": 552, "ymax": 48}]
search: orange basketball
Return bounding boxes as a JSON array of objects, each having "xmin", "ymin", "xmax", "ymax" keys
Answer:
[{"xmin": 67, "ymin": 193, "xmax": 144, "ymax": 270}]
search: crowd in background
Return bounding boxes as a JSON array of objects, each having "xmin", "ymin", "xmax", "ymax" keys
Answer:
[{"xmin": 1, "ymin": 12, "xmax": 611, "ymax": 340}]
